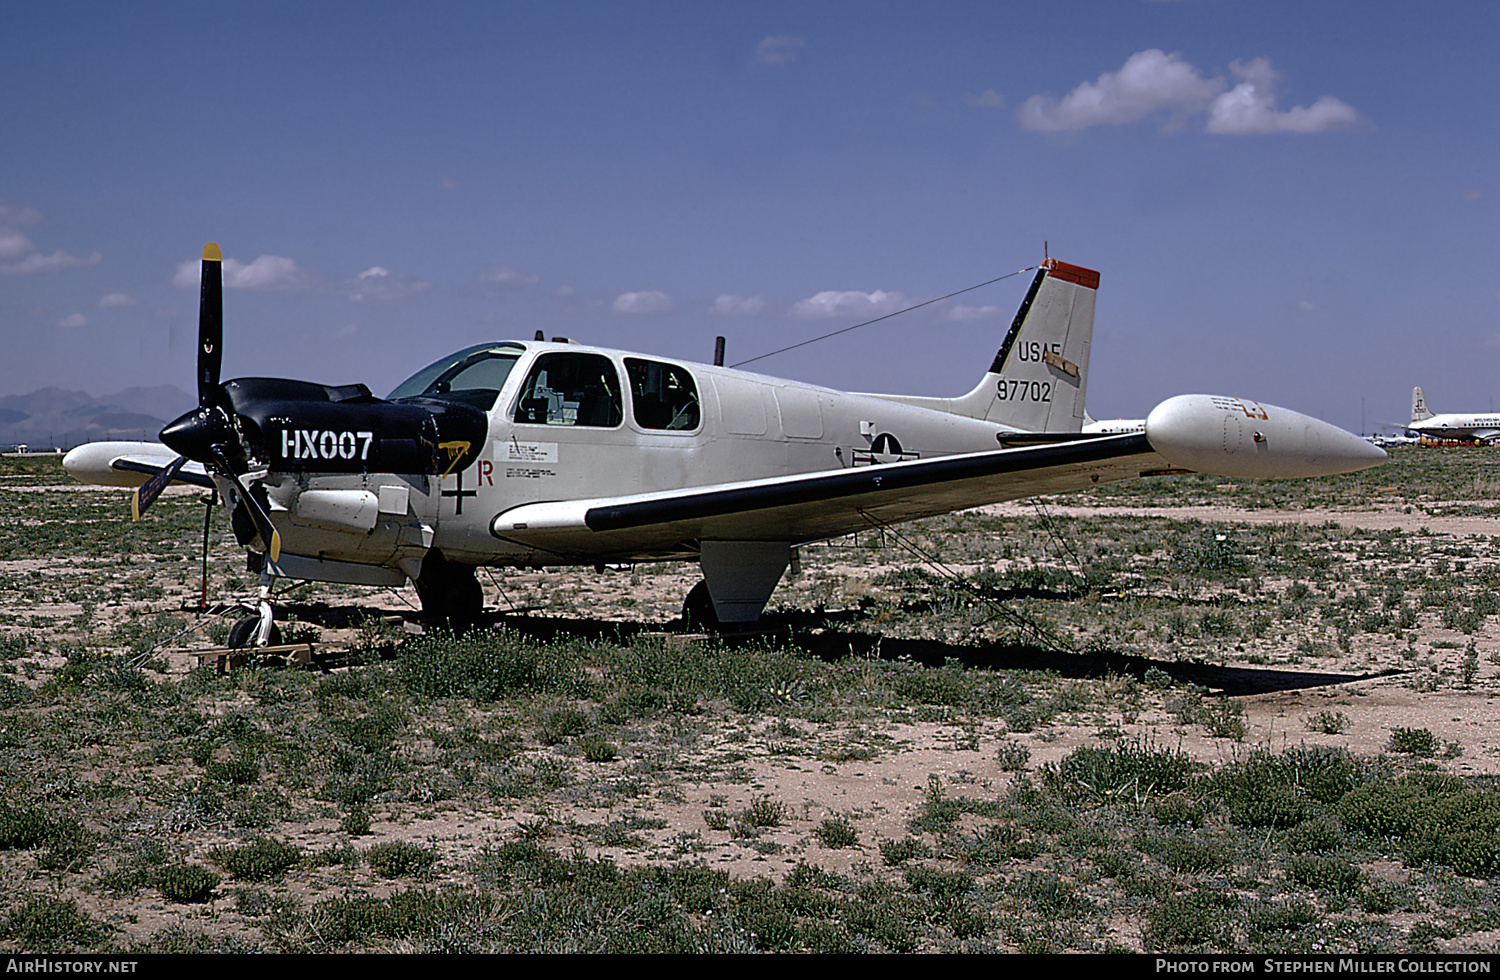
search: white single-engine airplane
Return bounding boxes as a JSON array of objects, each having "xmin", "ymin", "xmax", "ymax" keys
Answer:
[
  {"xmin": 1406, "ymin": 387, "xmax": 1500, "ymax": 444},
  {"xmin": 65, "ymin": 245, "xmax": 1385, "ymax": 642}
]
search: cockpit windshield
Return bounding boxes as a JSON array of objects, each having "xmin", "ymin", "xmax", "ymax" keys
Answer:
[{"xmin": 387, "ymin": 342, "xmax": 525, "ymax": 411}]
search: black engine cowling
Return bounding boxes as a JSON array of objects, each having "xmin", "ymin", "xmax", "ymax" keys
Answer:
[{"xmin": 223, "ymin": 378, "xmax": 487, "ymax": 475}]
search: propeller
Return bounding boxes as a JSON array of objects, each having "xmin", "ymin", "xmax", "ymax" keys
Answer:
[
  {"xmin": 198, "ymin": 243, "xmax": 224, "ymax": 409},
  {"xmin": 130, "ymin": 454, "xmax": 187, "ymax": 521},
  {"xmin": 138, "ymin": 244, "xmax": 282, "ymax": 563}
]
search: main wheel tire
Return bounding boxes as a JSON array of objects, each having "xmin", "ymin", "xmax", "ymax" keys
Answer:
[
  {"xmin": 682, "ymin": 580, "xmax": 720, "ymax": 631},
  {"xmin": 447, "ymin": 569, "xmax": 484, "ymax": 631},
  {"xmin": 415, "ymin": 552, "xmax": 484, "ymax": 632}
]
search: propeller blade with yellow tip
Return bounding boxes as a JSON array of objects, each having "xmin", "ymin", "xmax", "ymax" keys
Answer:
[
  {"xmin": 198, "ymin": 242, "xmax": 223, "ymax": 409},
  {"xmin": 130, "ymin": 454, "xmax": 188, "ymax": 521}
]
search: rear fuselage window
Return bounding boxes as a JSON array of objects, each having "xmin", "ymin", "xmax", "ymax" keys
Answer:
[
  {"xmin": 512, "ymin": 352, "xmax": 624, "ymax": 427},
  {"xmin": 625, "ymin": 358, "xmax": 701, "ymax": 431}
]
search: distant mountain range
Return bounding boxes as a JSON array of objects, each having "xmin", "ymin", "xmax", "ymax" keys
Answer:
[{"xmin": 0, "ymin": 386, "xmax": 195, "ymax": 450}]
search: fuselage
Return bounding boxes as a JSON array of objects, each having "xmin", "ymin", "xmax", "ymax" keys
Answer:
[{"xmin": 260, "ymin": 339, "xmax": 1016, "ymax": 573}]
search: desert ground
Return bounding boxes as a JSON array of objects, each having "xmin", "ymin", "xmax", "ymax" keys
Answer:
[{"xmin": 3, "ymin": 446, "xmax": 1500, "ymax": 953}]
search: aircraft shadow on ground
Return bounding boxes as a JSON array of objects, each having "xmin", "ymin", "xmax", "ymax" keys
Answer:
[
  {"xmin": 269, "ymin": 601, "xmax": 402, "ymax": 632},
  {"xmin": 344, "ymin": 599, "xmax": 1403, "ymax": 699}
]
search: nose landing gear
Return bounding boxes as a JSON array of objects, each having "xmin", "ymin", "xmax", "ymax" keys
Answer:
[{"xmin": 226, "ymin": 570, "xmax": 282, "ymax": 649}]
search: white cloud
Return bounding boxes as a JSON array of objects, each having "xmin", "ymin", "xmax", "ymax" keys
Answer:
[
  {"xmin": 478, "ymin": 265, "xmax": 540, "ymax": 288},
  {"xmin": 438, "ymin": 178, "xmax": 460, "ymax": 192},
  {"xmin": 0, "ymin": 229, "xmax": 31, "ymax": 261},
  {"xmin": 613, "ymin": 291, "xmax": 675, "ymax": 314},
  {"xmin": 1, "ymin": 248, "xmax": 101, "ymax": 277},
  {"xmin": 0, "ymin": 201, "xmax": 43, "ymax": 226},
  {"xmin": 948, "ymin": 304, "xmax": 1001, "ymax": 322},
  {"xmin": 1019, "ymin": 50, "xmax": 1223, "ymax": 132},
  {"xmin": 1205, "ymin": 58, "xmax": 1361, "ymax": 135},
  {"xmin": 964, "ymin": 89, "xmax": 1005, "ymax": 109},
  {"xmin": 174, "ymin": 254, "xmax": 311, "ymax": 291},
  {"xmin": 346, "ymin": 266, "xmax": 431, "ymax": 303},
  {"xmin": 173, "ymin": 260, "xmax": 201, "ymax": 287},
  {"xmin": 0, "ymin": 200, "xmax": 101, "ymax": 276},
  {"xmin": 54, "ymin": 313, "xmax": 89, "ymax": 329},
  {"xmin": 754, "ymin": 36, "xmax": 805, "ymax": 66},
  {"xmin": 1020, "ymin": 51, "xmax": 1361, "ymax": 137},
  {"xmin": 225, "ymin": 255, "xmax": 309, "ymax": 290},
  {"xmin": 793, "ymin": 289, "xmax": 908, "ymax": 319},
  {"xmin": 98, "ymin": 293, "xmax": 138, "ymax": 308},
  {"xmin": 1464, "ymin": 189, "xmax": 1483, "ymax": 203},
  {"xmin": 710, "ymin": 294, "xmax": 767, "ymax": 316}
]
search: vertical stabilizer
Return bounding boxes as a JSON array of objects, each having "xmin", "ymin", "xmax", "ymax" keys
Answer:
[
  {"xmin": 981, "ymin": 259, "xmax": 1097, "ymax": 431},
  {"xmin": 1411, "ymin": 386, "xmax": 1434, "ymax": 423},
  {"xmin": 863, "ymin": 258, "xmax": 1099, "ymax": 433}
]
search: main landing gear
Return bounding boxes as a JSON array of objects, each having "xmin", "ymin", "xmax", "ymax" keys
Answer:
[
  {"xmin": 682, "ymin": 541, "xmax": 793, "ymax": 631},
  {"xmin": 681, "ymin": 580, "xmax": 720, "ymax": 630},
  {"xmin": 413, "ymin": 550, "xmax": 484, "ymax": 632}
]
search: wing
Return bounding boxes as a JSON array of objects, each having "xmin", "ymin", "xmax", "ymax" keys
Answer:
[
  {"xmin": 491, "ymin": 433, "xmax": 1170, "ymax": 561},
  {"xmin": 62, "ymin": 441, "xmax": 215, "ymax": 490},
  {"xmin": 489, "ymin": 392, "xmax": 1388, "ymax": 563}
]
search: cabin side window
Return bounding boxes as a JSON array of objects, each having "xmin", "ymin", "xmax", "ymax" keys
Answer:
[
  {"xmin": 625, "ymin": 358, "xmax": 701, "ymax": 431},
  {"xmin": 511, "ymin": 352, "xmax": 624, "ymax": 427}
]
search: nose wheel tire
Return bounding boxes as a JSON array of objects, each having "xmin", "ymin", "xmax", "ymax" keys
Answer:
[{"xmin": 227, "ymin": 615, "xmax": 282, "ymax": 650}]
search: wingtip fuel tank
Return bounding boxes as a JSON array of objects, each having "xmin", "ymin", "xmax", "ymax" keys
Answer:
[{"xmin": 1145, "ymin": 394, "xmax": 1386, "ymax": 480}]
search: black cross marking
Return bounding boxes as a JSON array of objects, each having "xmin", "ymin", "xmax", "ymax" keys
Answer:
[{"xmin": 442, "ymin": 468, "xmax": 477, "ymax": 514}]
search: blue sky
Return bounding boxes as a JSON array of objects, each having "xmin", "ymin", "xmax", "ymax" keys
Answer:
[{"xmin": 3, "ymin": 0, "xmax": 1495, "ymax": 433}]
